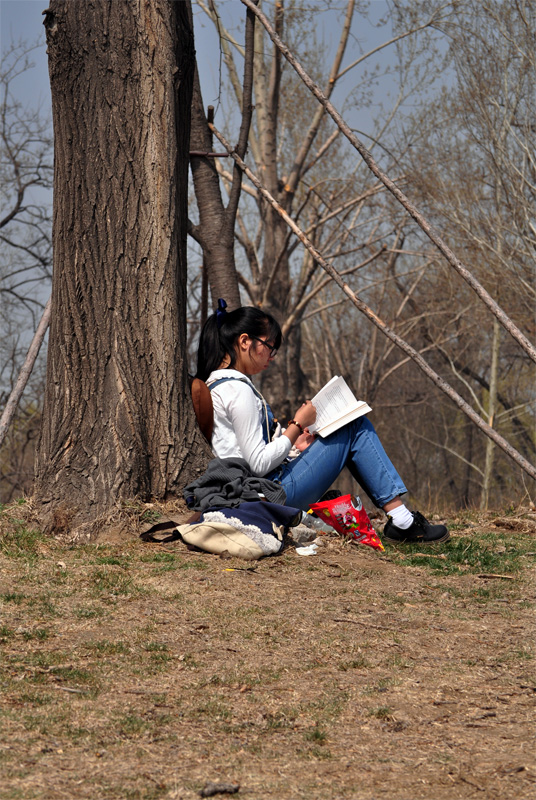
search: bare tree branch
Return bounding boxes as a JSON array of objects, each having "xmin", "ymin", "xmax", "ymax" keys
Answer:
[
  {"xmin": 241, "ymin": 0, "xmax": 536, "ymax": 364},
  {"xmin": 284, "ymin": 0, "xmax": 354, "ymax": 202},
  {"xmin": 0, "ymin": 297, "xmax": 51, "ymax": 449}
]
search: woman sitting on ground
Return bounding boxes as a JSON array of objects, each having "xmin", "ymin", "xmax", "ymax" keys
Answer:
[{"xmin": 195, "ymin": 303, "xmax": 449, "ymax": 545}]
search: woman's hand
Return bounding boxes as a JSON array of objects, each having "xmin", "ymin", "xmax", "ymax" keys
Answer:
[
  {"xmin": 294, "ymin": 400, "xmax": 316, "ymax": 429},
  {"xmin": 294, "ymin": 429, "xmax": 315, "ymax": 452},
  {"xmin": 284, "ymin": 401, "xmax": 317, "ymax": 447}
]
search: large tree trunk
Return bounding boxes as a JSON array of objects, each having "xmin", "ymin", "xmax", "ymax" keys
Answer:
[{"xmin": 34, "ymin": 0, "xmax": 206, "ymax": 532}]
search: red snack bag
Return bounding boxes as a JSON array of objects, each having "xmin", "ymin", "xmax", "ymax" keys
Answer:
[{"xmin": 309, "ymin": 493, "xmax": 384, "ymax": 551}]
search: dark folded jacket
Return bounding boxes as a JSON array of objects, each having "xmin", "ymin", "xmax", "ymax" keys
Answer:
[{"xmin": 183, "ymin": 457, "xmax": 287, "ymax": 512}]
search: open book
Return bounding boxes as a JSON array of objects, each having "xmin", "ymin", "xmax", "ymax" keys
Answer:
[{"xmin": 308, "ymin": 376, "xmax": 371, "ymax": 438}]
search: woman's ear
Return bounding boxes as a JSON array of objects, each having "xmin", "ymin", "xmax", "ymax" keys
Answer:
[{"xmin": 237, "ymin": 333, "xmax": 250, "ymax": 351}]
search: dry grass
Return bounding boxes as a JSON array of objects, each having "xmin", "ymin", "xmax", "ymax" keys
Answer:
[{"xmin": 1, "ymin": 501, "xmax": 535, "ymax": 799}]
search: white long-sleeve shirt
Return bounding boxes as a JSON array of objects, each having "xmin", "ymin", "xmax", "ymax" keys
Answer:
[{"xmin": 207, "ymin": 368, "xmax": 292, "ymax": 476}]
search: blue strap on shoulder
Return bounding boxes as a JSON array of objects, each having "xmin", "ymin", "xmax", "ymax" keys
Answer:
[{"xmin": 208, "ymin": 376, "xmax": 275, "ymax": 444}]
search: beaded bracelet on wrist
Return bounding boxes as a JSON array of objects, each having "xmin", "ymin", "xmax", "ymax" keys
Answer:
[{"xmin": 287, "ymin": 419, "xmax": 304, "ymax": 434}]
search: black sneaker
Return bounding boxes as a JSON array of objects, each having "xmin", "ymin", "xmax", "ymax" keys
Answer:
[{"xmin": 382, "ymin": 511, "xmax": 450, "ymax": 544}]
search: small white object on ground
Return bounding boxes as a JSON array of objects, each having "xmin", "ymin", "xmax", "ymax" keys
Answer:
[{"xmin": 295, "ymin": 543, "xmax": 319, "ymax": 556}]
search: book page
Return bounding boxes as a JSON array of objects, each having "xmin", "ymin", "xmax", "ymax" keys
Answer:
[
  {"xmin": 316, "ymin": 401, "xmax": 372, "ymax": 438},
  {"xmin": 309, "ymin": 376, "xmax": 359, "ymax": 433}
]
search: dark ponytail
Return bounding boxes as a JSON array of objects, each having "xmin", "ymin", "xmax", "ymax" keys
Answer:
[{"xmin": 196, "ymin": 304, "xmax": 282, "ymax": 381}]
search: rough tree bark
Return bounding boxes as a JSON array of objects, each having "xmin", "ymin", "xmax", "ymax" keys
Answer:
[
  {"xmin": 189, "ymin": 76, "xmax": 241, "ymax": 311},
  {"xmin": 34, "ymin": 0, "xmax": 205, "ymax": 532}
]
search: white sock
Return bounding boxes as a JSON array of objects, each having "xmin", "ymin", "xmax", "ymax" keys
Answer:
[{"xmin": 388, "ymin": 505, "xmax": 414, "ymax": 529}]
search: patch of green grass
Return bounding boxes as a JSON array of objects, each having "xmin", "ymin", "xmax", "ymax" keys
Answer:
[
  {"xmin": 389, "ymin": 532, "xmax": 534, "ymax": 575},
  {"xmin": 0, "ymin": 624, "xmax": 15, "ymax": 642},
  {"xmin": 155, "ymin": 564, "xmax": 179, "ymax": 574},
  {"xmin": 49, "ymin": 665, "xmax": 98, "ymax": 685},
  {"xmin": 194, "ymin": 698, "xmax": 232, "ymax": 722},
  {"xmin": 85, "ymin": 640, "xmax": 130, "ymax": 656},
  {"xmin": 140, "ymin": 508, "xmax": 162, "ymax": 525},
  {"xmin": 2, "ymin": 592, "xmax": 26, "ymax": 604},
  {"xmin": 74, "ymin": 606, "xmax": 105, "ymax": 619},
  {"xmin": 0, "ymin": 514, "xmax": 45, "ymax": 561},
  {"xmin": 20, "ymin": 710, "xmax": 94, "ymax": 740},
  {"xmin": 179, "ymin": 653, "xmax": 199, "ymax": 669},
  {"xmin": 338, "ymin": 656, "xmax": 368, "ymax": 671},
  {"xmin": 26, "ymin": 650, "xmax": 69, "ymax": 669},
  {"xmin": 308, "ymin": 690, "xmax": 347, "ymax": 720},
  {"xmin": 307, "ymin": 745, "xmax": 332, "ymax": 760},
  {"xmin": 435, "ymin": 751, "xmax": 455, "ymax": 764},
  {"xmin": 29, "ymin": 594, "xmax": 57, "ymax": 616},
  {"xmin": 305, "ymin": 724, "xmax": 328, "ymax": 743},
  {"xmin": 143, "ymin": 642, "xmax": 171, "ymax": 667},
  {"xmin": 470, "ymin": 584, "xmax": 515, "ymax": 603},
  {"xmin": 150, "ymin": 692, "xmax": 170, "ymax": 705},
  {"xmin": 62, "ymin": 724, "xmax": 93, "ymax": 743},
  {"xmin": 144, "ymin": 642, "xmax": 169, "ymax": 653},
  {"xmin": 17, "ymin": 690, "xmax": 53, "ymax": 706},
  {"xmin": 363, "ymin": 677, "xmax": 397, "ymax": 694},
  {"xmin": 95, "ymin": 554, "xmax": 131, "ymax": 567},
  {"xmin": 91, "ymin": 568, "xmax": 139, "ymax": 597},
  {"xmin": 447, "ymin": 521, "xmax": 468, "ymax": 532},
  {"xmin": 21, "ymin": 628, "xmax": 50, "ymax": 641},
  {"xmin": 368, "ymin": 705, "xmax": 394, "ymax": 720},
  {"xmin": 513, "ymin": 599, "xmax": 533, "ymax": 609},
  {"xmin": 264, "ymin": 710, "xmax": 294, "ymax": 730},
  {"xmin": 388, "ymin": 654, "xmax": 414, "ymax": 669},
  {"xmin": 142, "ymin": 552, "xmax": 177, "ymax": 564},
  {"xmin": 429, "ymin": 583, "xmax": 464, "ymax": 598},
  {"xmin": 140, "ymin": 551, "xmax": 179, "ymax": 572},
  {"xmin": 177, "ymin": 559, "xmax": 208, "ymax": 570},
  {"xmin": 22, "ymin": 713, "xmax": 47, "ymax": 732},
  {"xmin": 95, "ymin": 556, "xmax": 124, "ymax": 566},
  {"xmin": 510, "ymin": 648, "xmax": 533, "ymax": 661},
  {"xmin": 445, "ymin": 537, "xmax": 520, "ymax": 573}
]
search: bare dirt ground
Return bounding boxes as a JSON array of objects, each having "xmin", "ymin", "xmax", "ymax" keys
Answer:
[{"xmin": 1, "ymin": 502, "xmax": 535, "ymax": 800}]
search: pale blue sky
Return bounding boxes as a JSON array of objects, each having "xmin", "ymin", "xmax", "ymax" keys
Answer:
[
  {"xmin": 1, "ymin": 1, "xmax": 50, "ymax": 107},
  {"xmin": 1, "ymin": 0, "xmax": 402, "ymax": 134}
]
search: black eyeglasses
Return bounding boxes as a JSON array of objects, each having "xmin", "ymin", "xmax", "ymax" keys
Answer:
[{"xmin": 251, "ymin": 336, "xmax": 278, "ymax": 358}]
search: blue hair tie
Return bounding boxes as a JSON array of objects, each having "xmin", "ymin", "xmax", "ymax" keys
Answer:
[{"xmin": 216, "ymin": 298, "xmax": 227, "ymax": 329}]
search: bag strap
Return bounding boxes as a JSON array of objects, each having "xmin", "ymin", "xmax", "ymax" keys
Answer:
[
  {"xmin": 139, "ymin": 513, "xmax": 201, "ymax": 542},
  {"xmin": 207, "ymin": 376, "xmax": 272, "ymax": 444},
  {"xmin": 139, "ymin": 519, "xmax": 181, "ymax": 543}
]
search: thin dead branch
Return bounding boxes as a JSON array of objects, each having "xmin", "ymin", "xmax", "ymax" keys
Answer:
[{"xmin": 0, "ymin": 297, "xmax": 51, "ymax": 449}]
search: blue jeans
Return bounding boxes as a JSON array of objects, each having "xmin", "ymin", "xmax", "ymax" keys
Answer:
[{"xmin": 268, "ymin": 417, "xmax": 407, "ymax": 511}]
